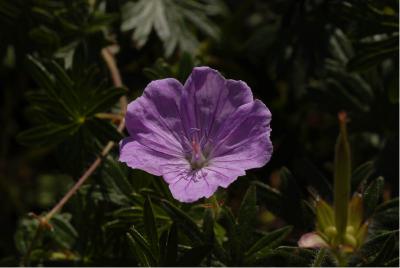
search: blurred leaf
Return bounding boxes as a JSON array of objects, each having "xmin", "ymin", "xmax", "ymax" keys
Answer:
[
  {"xmin": 17, "ymin": 123, "xmax": 80, "ymax": 146},
  {"xmin": 127, "ymin": 226, "xmax": 157, "ymax": 266},
  {"xmin": 352, "ymin": 161, "xmax": 375, "ymax": 192},
  {"xmin": 363, "ymin": 176, "xmax": 384, "ymax": 218},
  {"xmin": 372, "ymin": 198, "xmax": 399, "ymax": 230},
  {"xmin": 121, "ymin": 0, "xmax": 226, "ymax": 56},
  {"xmin": 159, "ymin": 223, "xmax": 178, "ymax": 266},
  {"xmin": 14, "ymin": 217, "xmax": 40, "ymax": 255},
  {"xmin": 126, "ymin": 233, "xmax": 151, "ymax": 267},
  {"xmin": 294, "ymin": 158, "xmax": 332, "ymax": 198},
  {"xmin": 367, "ymin": 233, "xmax": 398, "ymax": 266},
  {"xmin": 160, "ymin": 199, "xmax": 204, "ymax": 244},
  {"xmin": 49, "ymin": 213, "xmax": 78, "ymax": 249},
  {"xmin": 220, "ymin": 207, "xmax": 241, "ymax": 265},
  {"xmin": 143, "ymin": 197, "xmax": 159, "ymax": 256},
  {"xmin": 355, "ymin": 230, "xmax": 399, "ymax": 266},
  {"xmin": 347, "ymin": 36, "xmax": 398, "ymax": 72},
  {"xmin": 245, "ymin": 226, "xmax": 293, "ymax": 264},
  {"xmin": 237, "ymin": 185, "xmax": 257, "ymax": 248}
]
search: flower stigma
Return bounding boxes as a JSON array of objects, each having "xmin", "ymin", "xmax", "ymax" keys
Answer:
[{"xmin": 189, "ymin": 128, "xmax": 207, "ymax": 170}]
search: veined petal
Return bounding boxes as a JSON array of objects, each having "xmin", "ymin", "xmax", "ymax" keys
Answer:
[
  {"xmin": 125, "ymin": 78, "xmax": 188, "ymax": 158},
  {"xmin": 162, "ymin": 165, "xmax": 218, "ymax": 202},
  {"xmin": 211, "ymin": 100, "xmax": 272, "ymax": 170},
  {"xmin": 180, "ymin": 67, "xmax": 253, "ymax": 143},
  {"xmin": 119, "ymin": 137, "xmax": 183, "ymax": 176}
]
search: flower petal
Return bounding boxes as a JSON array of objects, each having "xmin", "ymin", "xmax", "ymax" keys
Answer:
[
  {"xmin": 162, "ymin": 165, "xmax": 219, "ymax": 202},
  {"xmin": 298, "ymin": 232, "xmax": 329, "ymax": 248},
  {"xmin": 211, "ymin": 100, "xmax": 272, "ymax": 170},
  {"xmin": 119, "ymin": 137, "xmax": 183, "ymax": 176},
  {"xmin": 180, "ymin": 67, "xmax": 253, "ymax": 141},
  {"xmin": 124, "ymin": 78, "xmax": 189, "ymax": 159}
]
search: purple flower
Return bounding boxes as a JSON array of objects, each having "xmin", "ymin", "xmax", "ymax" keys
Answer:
[{"xmin": 119, "ymin": 67, "xmax": 272, "ymax": 202}]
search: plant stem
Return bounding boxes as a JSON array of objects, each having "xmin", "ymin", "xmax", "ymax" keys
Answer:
[
  {"xmin": 95, "ymin": 112, "xmax": 124, "ymax": 121},
  {"xmin": 21, "ymin": 46, "xmax": 127, "ymax": 266}
]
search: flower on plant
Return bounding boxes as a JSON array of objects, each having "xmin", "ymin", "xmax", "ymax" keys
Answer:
[{"xmin": 119, "ymin": 67, "xmax": 272, "ymax": 202}]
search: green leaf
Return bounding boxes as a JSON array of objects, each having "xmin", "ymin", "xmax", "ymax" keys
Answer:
[
  {"xmin": 49, "ymin": 213, "xmax": 78, "ymax": 249},
  {"xmin": 85, "ymin": 86, "xmax": 126, "ymax": 116},
  {"xmin": 160, "ymin": 200, "xmax": 203, "ymax": 244},
  {"xmin": 126, "ymin": 233, "xmax": 151, "ymax": 267},
  {"xmin": 143, "ymin": 197, "xmax": 159, "ymax": 256},
  {"xmin": 103, "ymin": 158, "xmax": 133, "ymax": 199},
  {"xmin": 159, "ymin": 223, "xmax": 178, "ymax": 266},
  {"xmin": 127, "ymin": 226, "xmax": 157, "ymax": 266},
  {"xmin": 14, "ymin": 217, "xmax": 40, "ymax": 255},
  {"xmin": 17, "ymin": 123, "xmax": 80, "ymax": 146},
  {"xmin": 368, "ymin": 234, "xmax": 398, "ymax": 266},
  {"xmin": 356, "ymin": 230, "xmax": 399, "ymax": 266},
  {"xmin": 86, "ymin": 118, "xmax": 123, "ymax": 143},
  {"xmin": 363, "ymin": 176, "xmax": 384, "ymax": 218},
  {"xmin": 245, "ymin": 226, "xmax": 293, "ymax": 262},
  {"xmin": 121, "ymin": 0, "xmax": 224, "ymax": 56},
  {"xmin": 26, "ymin": 55, "xmax": 56, "ymax": 98},
  {"xmin": 351, "ymin": 161, "xmax": 375, "ymax": 192},
  {"xmin": 347, "ymin": 36, "xmax": 398, "ymax": 72},
  {"xmin": 220, "ymin": 208, "xmax": 241, "ymax": 265},
  {"xmin": 373, "ymin": 198, "xmax": 399, "ymax": 230},
  {"xmin": 165, "ymin": 223, "xmax": 178, "ymax": 266},
  {"xmin": 202, "ymin": 208, "xmax": 214, "ymax": 245},
  {"xmin": 237, "ymin": 184, "xmax": 257, "ymax": 248}
]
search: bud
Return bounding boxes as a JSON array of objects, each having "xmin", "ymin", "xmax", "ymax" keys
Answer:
[
  {"xmin": 334, "ymin": 111, "xmax": 351, "ymax": 243},
  {"xmin": 316, "ymin": 199, "xmax": 334, "ymax": 232}
]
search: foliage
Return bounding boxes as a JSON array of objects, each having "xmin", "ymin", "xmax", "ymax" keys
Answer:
[{"xmin": 0, "ymin": 0, "xmax": 398, "ymax": 267}]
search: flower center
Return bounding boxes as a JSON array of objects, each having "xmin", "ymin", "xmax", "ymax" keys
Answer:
[{"xmin": 188, "ymin": 128, "xmax": 207, "ymax": 170}]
